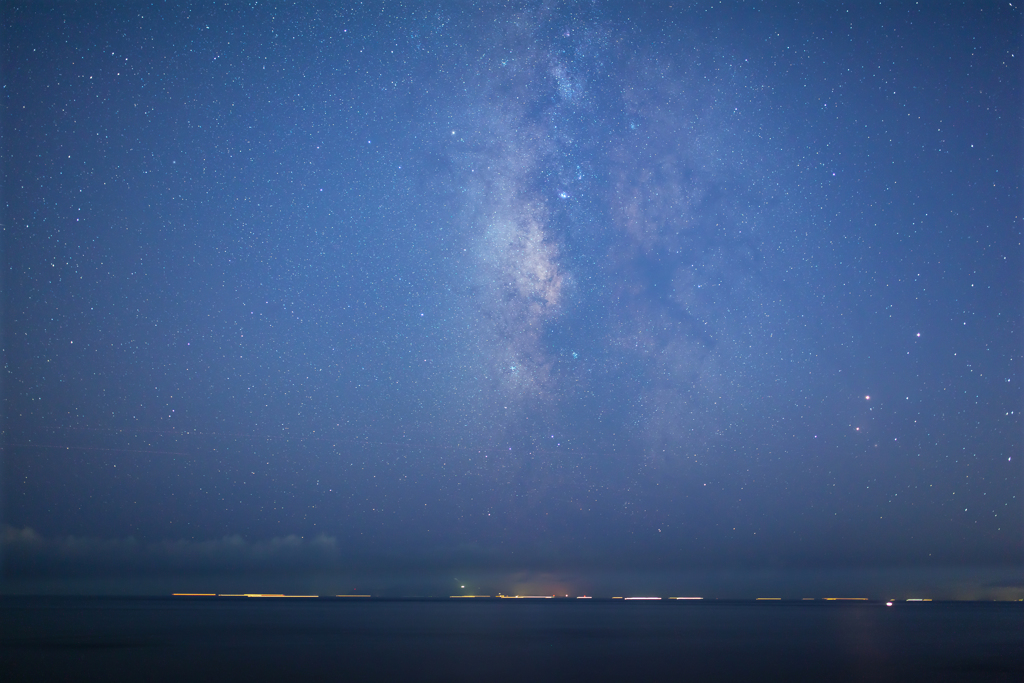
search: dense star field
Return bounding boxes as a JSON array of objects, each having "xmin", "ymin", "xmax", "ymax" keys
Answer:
[{"xmin": 2, "ymin": 2, "xmax": 1021, "ymax": 597}]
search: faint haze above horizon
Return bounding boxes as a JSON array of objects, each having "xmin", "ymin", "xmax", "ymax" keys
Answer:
[{"xmin": 2, "ymin": 1, "xmax": 1021, "ymax": 597}]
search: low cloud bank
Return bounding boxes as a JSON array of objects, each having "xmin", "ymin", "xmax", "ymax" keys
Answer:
[
  {"xmin": 2, "ymin": 526, "xmax": 341, "ymax": 577},
  {"xmin": 3, "ymin": 526, "xmax": 1022, "ymax": 600}
]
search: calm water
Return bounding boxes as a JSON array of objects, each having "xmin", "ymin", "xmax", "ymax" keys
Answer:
[{"xmin": 2, "ymin": 597, "xmax": 1021, "ymax": 682}]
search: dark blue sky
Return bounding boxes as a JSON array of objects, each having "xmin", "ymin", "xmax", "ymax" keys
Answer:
[{"xmin": 3, "ymin": 2, "xmax": 1021, "ymax": 597}]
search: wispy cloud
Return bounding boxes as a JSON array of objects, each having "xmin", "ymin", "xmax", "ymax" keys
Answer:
[{"xmin": 2, "ymin": 526, "xmax": 340, "ymax": 577}]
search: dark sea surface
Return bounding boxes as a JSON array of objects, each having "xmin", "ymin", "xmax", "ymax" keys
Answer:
[{"xmin": 2, "ymin": 597, "xmax": 1021, "ymax": 682}]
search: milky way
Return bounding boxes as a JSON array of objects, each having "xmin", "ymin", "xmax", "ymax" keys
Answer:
[{"xmin": 436, "ymin": 7, "xmax": 822, "ymax": 460}]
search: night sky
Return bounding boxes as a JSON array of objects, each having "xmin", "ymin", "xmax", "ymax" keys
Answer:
[{"xmin": 3, "ymin": 2, "xmax": 1021, "ymax": 598}]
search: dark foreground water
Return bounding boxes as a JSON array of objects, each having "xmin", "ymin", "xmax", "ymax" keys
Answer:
[{"xmin": 2, "ymin": 597, "xmax": 1021, "ymax": 682}]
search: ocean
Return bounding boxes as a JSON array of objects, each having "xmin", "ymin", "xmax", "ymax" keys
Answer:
[{"xmin": 3, "ymin": 597, "xmax": 1021, "ymax": 682}]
